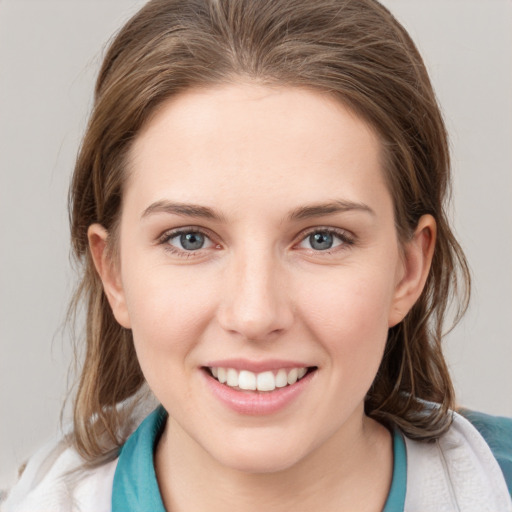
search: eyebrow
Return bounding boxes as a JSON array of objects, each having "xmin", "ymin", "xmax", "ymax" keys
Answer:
[
  {"xmin": 141, "ymin": 200, "xmax": 227, "ymax": 222},
  {"xmin": 141, "ymin": 199, "xmax": 374, "ymax": 222},
  {"xmin": 287, "ymin": 200, "xmax": 375, "ymax": 221}
]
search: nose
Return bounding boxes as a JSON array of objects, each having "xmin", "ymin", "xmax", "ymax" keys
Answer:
[{"xmin": 217, "ymin": 246, "xmax": 294, "ymax": 342}]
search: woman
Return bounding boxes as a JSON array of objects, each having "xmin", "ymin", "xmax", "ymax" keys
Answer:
[{"xmin": 4, "ymin": 0, "xmax": 511, "ymax": 510}]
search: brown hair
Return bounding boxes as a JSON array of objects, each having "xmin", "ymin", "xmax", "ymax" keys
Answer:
[{"xmin": 69, "ymin": 0, "xmax": 470, "ymax": 463}]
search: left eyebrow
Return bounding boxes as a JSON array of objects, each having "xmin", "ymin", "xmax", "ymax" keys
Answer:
[{"xmin": 287, "ymin": 200, "xmax": 375, "ymax": 221}]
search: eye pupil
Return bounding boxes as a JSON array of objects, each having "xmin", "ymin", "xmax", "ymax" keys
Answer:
[
  {"xmin": 180, "ymin": 232, "xmax": 204, "ymax": 250},
  {"xmin": 310, "ymin": 232, "xmax": 333, "ymax": 250}
]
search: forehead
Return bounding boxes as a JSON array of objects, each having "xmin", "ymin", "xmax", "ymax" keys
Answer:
[{"xmin": 124, "ymin": 83, "xmax": 390, "ymax": 221}]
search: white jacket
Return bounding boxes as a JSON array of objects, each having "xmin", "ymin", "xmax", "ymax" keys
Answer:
[{"xmin": 3, "ymin": 411, "xmax": 511, "ymax": 512}]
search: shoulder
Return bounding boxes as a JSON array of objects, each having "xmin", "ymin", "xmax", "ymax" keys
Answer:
[
  {"xmin": 459, "ymin": 408, "xmax": 512, "ymax": 494},
  {"xmin": 3, "ymin": 396, "xmax": 159, "ymax": 511},
  {"xmin": 3, "ymin": 434, "xmax": 117, "ymax": 512},
  {"xmin": 403, "ymin": 409, "xmax": 512, "ymax": 511}
]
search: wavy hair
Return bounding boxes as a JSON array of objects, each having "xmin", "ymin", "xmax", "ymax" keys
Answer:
[{"xmin": 68, "ymin": 0, "xmax": 470, "ymax": 463}]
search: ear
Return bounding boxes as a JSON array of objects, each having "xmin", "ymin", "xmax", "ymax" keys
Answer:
[
  {"xmin": 388, "ymin": 214, "xmax": 436, "ymax": 327},
  {"xmin": 87, "ymin": 223, "xmax": 131, "ymax": 329}
]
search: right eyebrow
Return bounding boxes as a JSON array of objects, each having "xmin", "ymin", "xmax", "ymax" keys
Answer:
[{"xmin": 141, "ymin": 200, "xmax": 227, "ymax": 222}]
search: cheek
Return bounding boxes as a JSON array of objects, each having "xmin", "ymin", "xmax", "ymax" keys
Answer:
[
  {"xmin": 296, "ymin": 268, "xmax": 395, "ymax": 374},
  {"xmin": 121, "ymin": 263, "xmax": 217, "ymax": 372}
]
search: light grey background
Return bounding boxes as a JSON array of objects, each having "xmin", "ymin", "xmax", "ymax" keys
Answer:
[{"xmin": 1, "ymin": 0, "xmax": 511, "ymax": 491}]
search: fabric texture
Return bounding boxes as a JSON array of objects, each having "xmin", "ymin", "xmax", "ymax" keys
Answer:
[
  {"xmin": 459, "ymin": 409, "xmax": 512, "ymax": 495},
  {"xmin": 3, "ymin": 406, "xmax": 511, "ymax": 512},
  {"xmin": 2, "ymin": 434, "xmax": 115, "ymax": 512},
  {"xmin": 404, "ymin": 412, "xmax": 512, "ymax": 512}
]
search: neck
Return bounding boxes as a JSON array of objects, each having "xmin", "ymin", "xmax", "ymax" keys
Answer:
[{"xmin": 155, "ymin": 412, "xmax": 393, "ymax": 512}]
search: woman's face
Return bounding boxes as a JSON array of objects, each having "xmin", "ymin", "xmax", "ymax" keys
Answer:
[{"xmin": 92, "ymin": 84, "xmax": 431, "ymax": 473}]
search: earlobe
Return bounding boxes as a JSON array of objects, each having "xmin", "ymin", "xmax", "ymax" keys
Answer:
[
  {"xmin": 388, "ymin": 214, "xmax": 436, "ymax": 327},
  {"xmin": 87, "ymin": 224, "xmax": 131, "ymax": 329}
]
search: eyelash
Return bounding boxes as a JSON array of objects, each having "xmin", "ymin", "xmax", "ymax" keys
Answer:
[{"xmin": 157, "ymin": 226, "xmax": 355, "ymax": 259}]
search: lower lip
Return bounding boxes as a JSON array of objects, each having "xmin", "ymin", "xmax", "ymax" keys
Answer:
[{"xmin": 202, "ymin": 369, "xmax": 315, "ymax": 415}]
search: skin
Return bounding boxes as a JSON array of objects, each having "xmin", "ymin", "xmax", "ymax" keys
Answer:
[{"xmin": 89, "ymin": 83, "xmax": 436, "ymax": 511}]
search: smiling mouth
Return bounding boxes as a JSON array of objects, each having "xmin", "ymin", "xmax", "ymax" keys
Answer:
[{"xmin": 204, "ymin": 366, "xmax": 317, "ymax": 392}]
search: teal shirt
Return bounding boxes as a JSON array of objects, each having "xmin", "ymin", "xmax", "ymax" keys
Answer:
[
  {"xmin": 111, "ymin": 406, "xmax": 511, "ymax": 511},
  {"xmin": 112, "ymin": 407, "xmax": 167, "ymax": 512}
]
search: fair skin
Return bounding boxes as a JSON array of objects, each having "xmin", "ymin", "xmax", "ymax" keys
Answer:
[{"xmin": 89, "ymin": 84, "xmax": 435, "ymax": 512}]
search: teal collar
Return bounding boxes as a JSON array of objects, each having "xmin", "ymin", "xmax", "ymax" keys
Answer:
[
  {"xmin": 112, "ymin": 406, "xmax": 168, "ymax": 512},
  {"xmin": 383, "ymin": 429, "xmax": 407, "ymax": 511},
  {"xmin": 112, "ymin": 406, "xmax": 407, "ymax": 511}
]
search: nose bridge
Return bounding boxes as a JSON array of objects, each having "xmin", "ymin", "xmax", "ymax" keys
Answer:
[{"xmin": 219, "ymin": 240, "xmax": 293, "ymax": 341}]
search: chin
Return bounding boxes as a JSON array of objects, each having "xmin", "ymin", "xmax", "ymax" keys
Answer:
[
  {"xmin": 208, "ymin": 435, "xmax": 312, "ymax": 475},
  {"xmin": 221, "ymin": 453, "xmax": 303, "ymax": 475}
]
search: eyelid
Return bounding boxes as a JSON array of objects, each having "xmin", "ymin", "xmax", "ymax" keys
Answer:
[
  {"xmin": 157, "ymin": 226, "xmax": 220, "ymax": 257},
  {"xmin": 295, "ymin": 226, "xmax": 355, "ymax": 251}
]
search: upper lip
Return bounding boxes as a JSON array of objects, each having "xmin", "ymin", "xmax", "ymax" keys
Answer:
[{"xmin": 203, "ymin": 358, "xmax": 314, "ymax": 373}]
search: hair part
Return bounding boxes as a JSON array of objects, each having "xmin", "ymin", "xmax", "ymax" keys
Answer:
[{"xmin": 68, "ymin": 0, "xmax": 470, "ymax": 464}]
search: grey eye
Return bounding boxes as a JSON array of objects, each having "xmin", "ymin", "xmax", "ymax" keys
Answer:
[
  {"xmin": 309, "ymin": 232, "xmax": 334, "ymax": 250},
  {"xmin": 162, "ymin": 228, "xmax": 216, "ymax": 256},
  {"xmin": 178, "ymin": 232, "xmax": 205, "ymax": 250},
  {"xmin": 297, "ymin": 230, "xmax": 347, "ymax": 252}
]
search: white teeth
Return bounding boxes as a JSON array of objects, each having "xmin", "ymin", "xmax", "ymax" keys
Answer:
[
  {"xmin": 287, "ymin": 368, "xmax": 298, "ymax": 385},
  {"xmin": 226, "ymin": 368, "xmax": 239, "ymax": 387},
  {"xmin": 217, "ymin": 367, "xmax": 227, "ymax": 383},
  {"xmin": 275, "ymin": 369, "xmax": 288, "ymax": 388},
  {"xmin": 238, "ymin": 370, "xmax": 256, "ymax": 390},
  {"xmin": 209, "ymin": 366, "xmax": 310, "ymax": 391},
  {"xmin": 257, "ymin": 371, "xmax": 276, "ymax": 392}
]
